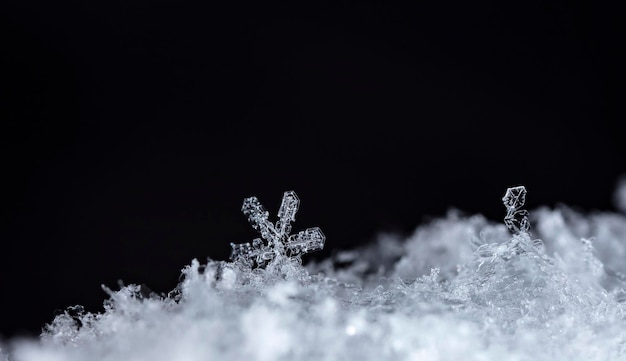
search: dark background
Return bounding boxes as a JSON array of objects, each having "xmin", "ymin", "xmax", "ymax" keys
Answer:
[{"xmin": 1, "ymin": 1, "xmax": 624, "ymax": 338}]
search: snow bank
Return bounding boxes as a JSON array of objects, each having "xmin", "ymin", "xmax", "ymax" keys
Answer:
[{"xmin": 3, "ymin": 183, "xmax": 626, "ymax": 361}]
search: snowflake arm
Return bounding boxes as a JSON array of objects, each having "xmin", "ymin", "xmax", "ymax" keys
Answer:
[
  {"xmin": 287, "ymin": 226, "xmax": 325, "ymax": 257},
  {"xmin": 241, "ymin": 196, "xmax": 281, "ymax": 247},
  {"xmin": 276, "ymin": 190, "xmax": 299, "ymax": 237}
]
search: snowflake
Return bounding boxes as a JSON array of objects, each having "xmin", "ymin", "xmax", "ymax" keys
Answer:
[
  {"xmin": 502, "ymin": 186, "xmax": 530, "ymax": 234},
  {"xmin": 230, "ymin": 191, "xmax": 325, "ymax": 267}
]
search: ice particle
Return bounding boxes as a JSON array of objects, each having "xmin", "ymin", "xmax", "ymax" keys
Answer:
[
  {"xmin": 230, "ymin": 191, "xmax": 326, "ymax": 267},
  {"xmin": 503, "ymin": 186, "xmax": 530, "ymax": 234}
]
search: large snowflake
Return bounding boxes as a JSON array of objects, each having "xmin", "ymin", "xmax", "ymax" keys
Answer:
[{"xmin": 230, "ymin": 190, "xmax": 325, "ymax": 267}]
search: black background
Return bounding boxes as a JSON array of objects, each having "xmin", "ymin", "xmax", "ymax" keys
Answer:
[{"xmin": 1, "ymin": 1, "xmax": 624, "ymax": 338}]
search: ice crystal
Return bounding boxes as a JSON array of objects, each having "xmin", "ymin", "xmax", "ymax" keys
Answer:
[
  {"xmin": 230, "ymin": 191, "xmax": 325, "ymax": 267},
  {"xmin": 503, "ymin": 185, "xmax": 530, "ymax": 234}
]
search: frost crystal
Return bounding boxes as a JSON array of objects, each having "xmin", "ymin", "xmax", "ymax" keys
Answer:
[
  {"xmin": 230, "ymin": 191, "xmax": 325, "ymax": 267},
  {"xmin": 503, "ymin": 186, "xmax": 530, "ymax": 234}
]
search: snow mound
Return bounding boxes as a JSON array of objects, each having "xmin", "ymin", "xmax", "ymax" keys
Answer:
[{"xmin": 4, "ymin": 185, "xmax": 626, "ymax": 361}]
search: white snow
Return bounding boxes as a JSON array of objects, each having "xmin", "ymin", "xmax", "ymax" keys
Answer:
[{"xmin": 3, "ymin": 184, "xmax": 626, "ymax": 361}]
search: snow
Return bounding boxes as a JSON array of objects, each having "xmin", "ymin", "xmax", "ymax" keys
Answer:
[{"xmin": 3, "ymin": 184, "xmax": 626, "ymax": 361}]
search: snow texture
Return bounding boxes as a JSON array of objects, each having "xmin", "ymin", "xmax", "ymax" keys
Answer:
[{"xmin": 3, "ymin": 185, "xmax": 626, "ymax": 361}]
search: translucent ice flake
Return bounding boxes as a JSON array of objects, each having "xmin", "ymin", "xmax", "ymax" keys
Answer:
[
  {"xmin": 503, "ymin": 186, "xmax": 530, "ymax": 234},
  {"xmin": 502, "ymin": 186, "xmax": 526, "ymax": 210},
  {"xmin": 231, "ymin": 191, "xmax": 325, "ymax": 267}
]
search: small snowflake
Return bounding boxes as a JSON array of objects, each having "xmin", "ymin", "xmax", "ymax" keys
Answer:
[
  {"xmin": 502, "ymin": 186, "xmax": 530, "ymax": 234},
  {"xmin": 230, "ymin": 191, "xmax": 325, "ymax": 267}
]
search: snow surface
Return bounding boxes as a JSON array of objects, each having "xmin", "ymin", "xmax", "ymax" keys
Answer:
[{"xmin": 3, "ymin": 183, "xmax": 626, "ymax": 361}]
